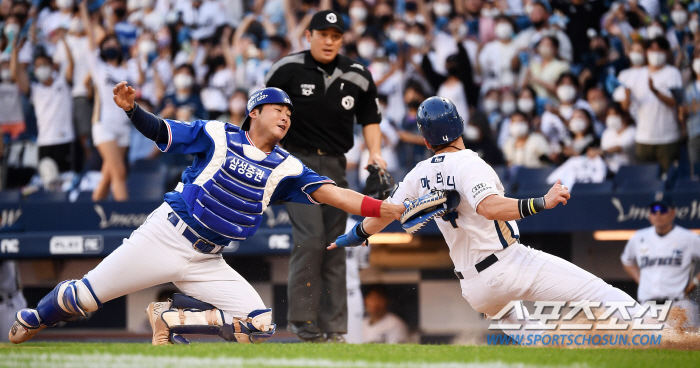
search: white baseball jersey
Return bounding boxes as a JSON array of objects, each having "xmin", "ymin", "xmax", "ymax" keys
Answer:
[
  {"xmin": 621, "ymin": 226, "xmax": 700, "ymax": 303},
  {"xmin": 387, "ymin": 149, "xmax": 520, "ymax": 270}
]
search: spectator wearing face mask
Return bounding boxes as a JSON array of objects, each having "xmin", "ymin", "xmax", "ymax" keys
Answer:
[
  {"xmin": 11, "ymin": 41, "xmax": 79, "ymax": 175},
  {"xmin": 201, "ymin": 29, "xmax": 236, "ymax": 119},
  {"xmin": 464, "ymin": 114, "xmax": 505, "ymax": 166},
  {"xmin": 348, "ymin": 0, "xmax": 371, "ymax": 37},
  {"xmin": 80, "ymin": 1, "xmax": 131, "ymax": 201},
  {"xmin": 614, "ymin": 40, "xmax": 646, "ymax": 119},
  {"xmin": 477, "ymin": 16, "xmax": 517, "ymax": 93},
  {"xmin": 643, "ymin": 19, "xmax": 681, "ymax": 65},
  {"xmin": 253, "ymin": 35, "xmax": 290, "ymax": 90},
  {"xmin": 397, "ymin": 84, "xmax": 430, "ymax": 172},
  {"xmin": 107, "ymin": 0, "xmax": 139, "ymax": 56},
  {"xmin": 601, "ymin": 103, "xmax": 636, "ymax": 174},
  {"xmin": 546, "ymin": 143, "xmax": 607, "ymax": 190},
  {"xmin": 681, "ymin": 48, "xmax": 700, "ymax": 175},
  {"xmin": 223, "ymin": 89, "xmax": 248, "ymax": 126},
  {"xmin": 526, "ymin": 36, "xmax": 570, "ymax": 101},
  {"xmin": 502, "ymin": 111, "xmax": 550, "ymax": 168},
  {"xmin": 157, "ymin": 64, "xmax": 207, "ymax": 120},
  {"xmin": 688, "ymin": 11, "xmax": 700, "ymax": 45},
  {"xmin": 53, "ymin": 14, "xmax": 93, "ymax": 166},
  {"xmin": 497, "ymin": 86, "xmax": 541, "ymax": 148},
  {"xmin": 39, "ymin": 0, "xmax": 75, "ymax": 46},
  {"xmin": 513, "ymin": 0, "xmax": 573, "ymax": 62},
  {"xmin": 586, "ymin": 87, "xmax": 609, "ymax": 126},
  {"xmin": 561, "ymin": 108, "xmax": 599, "ymax": 162},
  {"xmin": 552, "ymin": 73, "xmax": 598, "ymax": 132},
  {"xmin": 620, "ymin": 37, "xmax": 682, "ymax": 173},
  {"xmin": 551, "ymin": 0, "xmax": 606, "ymax": 64},
  {"xmin": 481, "ymin": 88, "xmax": 502, "ymax": 133},
  {"xmin": 128, "ymin": 0, "xmax": 165, "ymax": 34}
]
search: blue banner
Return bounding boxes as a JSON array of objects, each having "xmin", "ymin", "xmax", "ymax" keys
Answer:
[{"xmin": 1, "ymin": 192, "xmax": 699, "ymax": 259}]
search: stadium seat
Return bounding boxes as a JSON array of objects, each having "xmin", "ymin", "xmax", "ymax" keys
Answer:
[
  {"xmin": 73, "ymin": 191, "xmax": 96, "ymax": 202},
  {"xmin": 673, "ymin": 178, "xmax": 700, "ymax": 193},
  {"xmin": 510, "ymin": 166, "xmax": 555, "ymax": 194},
  {"xmin": 613, "ymin": 164, "xmax": 661, "ymax": 190},
  {"xmin": 570, "ymin": 181, "xmax": 614, "ymax": 194},
  {"xmin": 127, "ymin": 171, "xmax": 167, "ymax": 201},
  {"xmin": 0, "ymin": 190, "xmax": 21, "ymax": 203},
  {"xmin": 512, "ymin": 182, "xmax": 552, "ymax": 198},
  {"xmin": 131, "ymin": 159, "xmax": 162, "ymax": 172},
  {"xmin": 23, "ymin": 190, "xmax": 68, "ymax": 202},
  {"xmin": 491, "ymin": 165, "xmax": 509, "ymax": 182},
  {"xmin": 615, "ymin": 179, "xmax": 665, "ymax": 193}
]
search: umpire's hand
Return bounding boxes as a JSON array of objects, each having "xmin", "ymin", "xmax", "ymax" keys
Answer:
[{"xmin": 113, "ymin": 81, "xmax": 136, "ymax": 111}]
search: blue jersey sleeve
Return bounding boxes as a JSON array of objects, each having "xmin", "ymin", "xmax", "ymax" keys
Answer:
[
  {"xmin": 156, "ymin": 119, "xmax": 215, "ymax": 154},
  {"xmin": 270, "ymin": 166, "xmax": 336, "ymax": 205}
]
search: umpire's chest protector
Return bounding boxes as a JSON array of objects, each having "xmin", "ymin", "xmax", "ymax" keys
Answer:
[{"xmin": 179, "ymin": 124, "xmax": 303, "ymax": 240}]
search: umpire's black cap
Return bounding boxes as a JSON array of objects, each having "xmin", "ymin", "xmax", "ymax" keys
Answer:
[
  {"xmin": 308, "ymin": 10, "xmax": 345, "ymax": 33},
  {"xmin": 649, "ymin": 192, "xmax": 675, "ymax": 208}
]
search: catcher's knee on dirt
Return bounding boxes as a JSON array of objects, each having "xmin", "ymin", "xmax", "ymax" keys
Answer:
[
  {"xmin": 163, "ymin": 293, "xmax": 275, "ymax": 344},
  {"xmin": 36, "ymin": 278, "xmax": 103, "ymax": 326}
]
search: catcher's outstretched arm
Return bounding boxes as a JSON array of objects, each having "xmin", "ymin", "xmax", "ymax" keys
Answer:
[
  {"xmin": 327, "ymin": 216, "xmax": 394, "ymax": 250},
  {"xmin": 476, "ymin": 179, "xmax": 571, "ymax": 221},
  {"xmin": 311, "ymin": 184, "xmax": 404, "ymax": 220}
]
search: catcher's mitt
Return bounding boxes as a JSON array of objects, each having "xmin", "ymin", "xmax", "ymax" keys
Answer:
[
  {"xmin": 362, "ymin": 164, "xmax": 396, "ymax": 200},
  {"xmin": 400, "ymin": 189, "xmax": 461, "ymax": 234}
]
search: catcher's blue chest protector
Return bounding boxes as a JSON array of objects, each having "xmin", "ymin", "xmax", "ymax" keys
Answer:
[{"xmin": 179, "ymin": 125, "xmax": 293, "ymax": 240}]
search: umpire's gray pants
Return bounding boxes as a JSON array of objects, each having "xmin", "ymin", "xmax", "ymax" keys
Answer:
[{"xmin": 286, "ymin": 149, "xmax": 348, "ymax": 333}]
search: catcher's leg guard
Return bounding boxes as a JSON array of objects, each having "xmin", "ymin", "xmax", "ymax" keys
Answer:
[
  {"xmin": 8, "ymin": 309, "xmax": 46, "ymax": 344},
  {"xmin": 158, "ymin": 293, "xmax": 275, "ymax": 344},
  {"xmin": 36, "ymin": 278, "xmax": 102, "ymax": 326},
  {"xmin": 217, "ymin": 309, "xmax": 276, "ymax": 344}
]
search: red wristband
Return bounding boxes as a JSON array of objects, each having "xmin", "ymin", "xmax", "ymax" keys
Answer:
[{"xmin": 360, "ymin": 196, "xmax": 382, "ymax": 217}]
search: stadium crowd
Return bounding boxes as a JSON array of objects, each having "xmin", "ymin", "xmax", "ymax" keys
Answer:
[{"xmin": 0, "ymin": 0, "xmax": 699, "ymax": 199}]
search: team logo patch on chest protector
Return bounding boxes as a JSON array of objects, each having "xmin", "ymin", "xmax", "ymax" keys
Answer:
[{"xmin": 181, "ymin": 124, "xmax": 303, "ymax": 240}]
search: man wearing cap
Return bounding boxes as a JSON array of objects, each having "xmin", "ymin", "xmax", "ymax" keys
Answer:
[
  {"xmin": 621, "ymin": 193, "xmax": 700, "ymax": 330},
  {"xmin": 264, "ymin": 9, "xmax": 384, "ymax": 342}
]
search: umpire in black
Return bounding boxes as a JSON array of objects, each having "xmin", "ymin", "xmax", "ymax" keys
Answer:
[{"xmin": 264, "ymin": 10, "xmax": 384, "ymax": 342}]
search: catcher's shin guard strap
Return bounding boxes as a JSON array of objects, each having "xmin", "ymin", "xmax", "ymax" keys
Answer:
[
  {"xmin": 218, "ymin": 309, "xmax": 275, "ymax": 343},
  {"xmin": 518, "ymin": 197, "xmax": 546, "ymax": 218},
  {"xmin": 360, "ymin": 196, "xmax": 382, "ymax": 217}
]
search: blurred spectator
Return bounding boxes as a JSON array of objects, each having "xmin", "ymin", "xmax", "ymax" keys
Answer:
[
  {"xmin": 108, "ymin": 0, "xmax": 139, "ymax": 55},
  {"xmin": 397, "ymin": 85, "xmax": 430, "ymax": 177},
  {"xmin": 620, "ymin": 37, "xmax": 682, "ymax": 173},
  {"xmin": 176, "ymin": 0, "xmax": 226, "ymax": 41},
  {"xmin": 586, "ymin": 87, "xmax": 608, "ymax": 126},
  {"xmin": 502, "ymin": 111, "xmax": 549, "ymax": 168},
  {"xmin": 601, "ymin": 103, "xmax": 636, "ymax": 175},
  {"xmin": 435, "ymin": 54, "xmax": 470, "ymax": 123},
  {"xmin": 638, "ymin": 0, "xmax": 660, "ymax": 18},
  {"xmin": 547, "ymin": 144, "xmax": 607, "ymax": 190},
  {"xmin": 157, "ymin": 63, "xmax": 207, "ymax": 119},
  {"xmin": 513, "ymin": 0, "xmax": 573, "ymax": 62},
  {"xmin": 482, "ymin": 88, "xmax": 502, "ymax": 133},
  {"xmin": 220, "ymin": 89, "xmax": 249, "ymax": 126},
  {"xmin": 478, "ymin": 15, "xmax": 517, "ymax": 93},
  {"xmin": 53, "ymin": 14, "xmax": 93, "ymax": 165},
  {"xmin": 682, "ymin": 47, "xmax": 700, "ymax": 176},
  {"xmin": 362, "ymin": 285, "xmax": 409, "ymax": 344},
  {"xmin": 526, "ymin": 35, "xmax": 570, "ymax": 101},
  {"xmin": 562, "ymin": 108, "xmax": 599, "ymax": 160},
  {"xmin": 0, "ymin": 54, "xmax": 25, "ymax": 139},
  {"xmin": 12, "ymin": 38, "xmax": 79, "ymax": 175},
  {"xmin": 551, "ymin": 0, "xmax": 606, "ymax": 63},
  {"xmin": 81, "ymin": 1, "xmax": 131, "ymax": 201},
  {"xmin": 464, "ymin": 112, "xmax": 505, "ymax": 166},
  {"xmin": 615, "ymin": 39, "xmax": 647, "ymax": 120}
]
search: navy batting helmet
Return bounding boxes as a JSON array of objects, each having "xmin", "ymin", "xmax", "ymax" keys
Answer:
[
  {"xmin": 241, "ymin": 87, "xmax": 294, "ymax": 130},
  {"xmin": 416, "ymin": 96, "xmax": 464, "ymax": 146}
]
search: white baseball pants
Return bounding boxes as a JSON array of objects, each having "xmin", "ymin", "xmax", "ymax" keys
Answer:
[
  {"xmin": 84, "ymin": 203, "xmax": 266, "ymax": 320},
  {"xmin": 344, "ymin": 287, "xmax": 364, "ymax": 343},
  {"xmin": 459, "ymin": 243, "xmax": 640, "ymax": 318}
]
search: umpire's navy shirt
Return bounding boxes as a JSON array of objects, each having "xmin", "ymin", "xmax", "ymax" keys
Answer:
[{"xmin": 264, "ymin": 51, "xmax": 381, "ymax": 155}]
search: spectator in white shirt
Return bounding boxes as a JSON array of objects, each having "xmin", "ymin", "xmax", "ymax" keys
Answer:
[
  {"xmin": 53, "ymin": 15, "xmax": 93, "ymax": 164},
  {"xmin": 478, "ymin": 16, "xmax": 518, "ymax": 93},
  {"xmin": 12, "ymin": 39, "xmax": 78, "ymax": 174},
  {"xmin": 526, "ymin": 35, "xmax": 570, "ymax": 101},
  {"xmin": 503, "ymin": 111, "xmax": 550, "ymax": 168},
  {"xmin": 620, "ymin": 36, "xmax": 682, "ymax": 173},
  {"xmin": 0, "ymin": 55, "xmax": 25, "ymax": 139},
  {"xmin": 601, "ymin": 103, "xmax": 636, "ymax": 174},
  {"xmin": 362, "ymin": 285, "xmax": 409, "ymax": 344}
]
